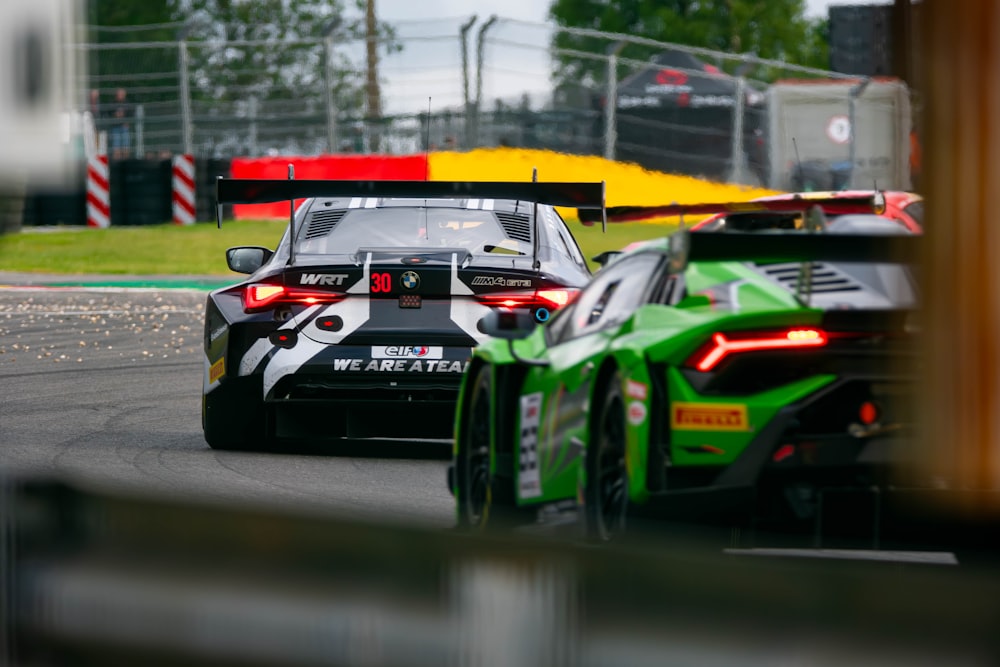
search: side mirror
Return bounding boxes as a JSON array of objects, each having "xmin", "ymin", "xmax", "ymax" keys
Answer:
[
  {"xmin": 226, "ymin": 246, "xmax": 273, "ymax": 274},
  {"xmin": 591, "ymin": 250, "xmax": 622, "ymax": 268},
  {"xmin": 480, "ymin": 309, "xmax": 537, "ymax": 341}
]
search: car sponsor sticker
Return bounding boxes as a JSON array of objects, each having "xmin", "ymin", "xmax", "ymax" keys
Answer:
[
  {"xmin": 627, "ymin": 400, "xmax": 647, "ymax": 426},
  {"xmin": 209, "ymin": 324, "xmax": 227, "ymax": 343},
  {"xmin": 626, "ymin": 379, "xmax": 648, "ymax": 401},
  {"xmin": 209, "ymin": 357, "xmax": 226, "ymax": 383},
  {"xmin": 333, "ymin": 358, "xmax": 468, "ymax": 373},
  {"xmin": 299, "ymin": 273, "xmax": 348, "ymax": 286},
  {"xmin": 671, "ymin": 402, "xmax": 749, "ymax": 431},
  {"xmin": 471, "ymin": 276, "xmax": 532, "ymax": 288},
  {"xmin": 372, "ymin": 345, "xmax": 443, "ymax": 359},
  {"xmin": 519, "ymin": 392, "xmax": 543, "ymax": 499}
]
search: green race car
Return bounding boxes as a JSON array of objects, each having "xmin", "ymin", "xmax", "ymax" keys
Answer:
[{"xmin": 451, "ymin": 202, "xmax": 919, "ymax": 540}]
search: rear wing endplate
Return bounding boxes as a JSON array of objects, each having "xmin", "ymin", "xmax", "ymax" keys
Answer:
[
  {"xmin": 578, "ymin": 193, "xmax": 886, "ymax": 225},
  {"xmin": 216, "ymin": 178, "xmax": 606, "ymax": 227}
]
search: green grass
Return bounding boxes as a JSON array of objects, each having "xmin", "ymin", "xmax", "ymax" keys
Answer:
[{"xmin": 0, "ymin": 219, "xmax": 676, "ymax": 275}]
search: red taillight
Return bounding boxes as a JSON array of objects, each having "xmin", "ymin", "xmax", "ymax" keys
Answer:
[
  {"xmin": 476, "ymin": 288, "xmax": 579, "ymax": 310},
  {"xmin": 243, "ymin": 284, "xmax": 346, "ymax": 312},
  {"xmin": 687, "ymin": 328, "xmax": 828, "ymax": 372},
  {"xmin": 859, "ymin": 401, "xmax": 879, "ymax": 425}
]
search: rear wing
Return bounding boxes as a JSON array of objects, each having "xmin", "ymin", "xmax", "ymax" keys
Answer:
[
  {"xmin": 578, "ymin": 193, "xmax": 886, "ymax": 225},
  {"xmin": 217, "ymin": 178, "xmax": 606, "ymax": 227},
  {"xmin": 667, "ymin": 229, "xmax": 918, "ymax": 273}
]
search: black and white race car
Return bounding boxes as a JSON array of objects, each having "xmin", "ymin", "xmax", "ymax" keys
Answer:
[{"xmin": 202, "ymin": 178, "xmax": 605, "ymax": 449}]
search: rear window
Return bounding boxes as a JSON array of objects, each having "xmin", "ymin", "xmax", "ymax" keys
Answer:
[{"xmin": 295, "ymin": 208, "xmax": 526, "ymax": 256}]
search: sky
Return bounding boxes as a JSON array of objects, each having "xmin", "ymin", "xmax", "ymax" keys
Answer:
[{"xmin": 375, "ymin": 0, "xmax": 873, "ymax": 23}]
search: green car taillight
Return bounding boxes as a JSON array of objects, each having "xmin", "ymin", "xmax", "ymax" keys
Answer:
[{"xmin": 686, "ymin": 328, "xmax": 829, "ymax": 372}]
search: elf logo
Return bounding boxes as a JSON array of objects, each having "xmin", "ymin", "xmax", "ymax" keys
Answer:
[{"xmin": 300, "ymin": 273, "xmax": 348, "ymax": 286}]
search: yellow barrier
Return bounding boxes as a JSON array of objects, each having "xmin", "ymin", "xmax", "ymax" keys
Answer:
[{"xmin": 428, "ymin": 147, "xmax": 779, "ymax": 221}]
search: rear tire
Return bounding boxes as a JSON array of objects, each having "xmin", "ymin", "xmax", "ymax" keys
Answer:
[
  {"xmin": 203, "ymin": 386, "xmax": 265, "ymax": 452},
  {"xmin": 585, "ymin": 376, "xmax": 629, "ymax": 542},
  {"xmin": 456, "ymin": 366, "xmax": 496, "ymax": 529}
]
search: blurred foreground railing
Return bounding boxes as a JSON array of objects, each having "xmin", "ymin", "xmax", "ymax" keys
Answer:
[{"xmin": 2, "ymin": 476, "xmax": 999, "ymax": 667}]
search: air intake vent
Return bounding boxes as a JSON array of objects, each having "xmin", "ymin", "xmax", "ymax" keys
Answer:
[
  {"xmin": 304, "ymin": 209, "xmax": 346, "ymax": 239},
  {"xmin": 755, "ymin": 262, "xmax": 863, "ymax": 293},
  {"xmin": 495, "ymin": 212, "xmax": 532, "ymax": 243}
]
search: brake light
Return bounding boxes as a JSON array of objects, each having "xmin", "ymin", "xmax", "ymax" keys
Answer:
[
  {"xmin": 687, "ymin": 328, "xmax": 828, "ymax": 372},
  {"xmin": 476, "ymin": 288, "xmax": 579, "ymax": 310},
  {"xmin": 243, "ymin": 284, "xmax": 347, "ymax": 312}
]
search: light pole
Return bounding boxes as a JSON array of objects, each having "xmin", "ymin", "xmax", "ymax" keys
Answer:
[
  {"xmin": 604, "ymin": 40, "xmax": 626, "ymax": 161},
  {"xmin": 473, "ymin": 15, "xmax": 498, "ymax": 149},
  {"xmin": 364, "ymin": 0, "xmax": 381, "ymax": 152}
]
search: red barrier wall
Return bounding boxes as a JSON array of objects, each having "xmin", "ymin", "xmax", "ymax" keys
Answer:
[{"xmin": 230, "ymin": 155, "xmax": 429, "ymax": 219}]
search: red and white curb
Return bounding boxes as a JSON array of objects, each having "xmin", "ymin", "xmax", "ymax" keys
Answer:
[
  {"xmin": 172, "ymin": 154, "xmax": 196, "ymax": 225},
  {"xmin": 86, "ymin": 155, "xmax": 110, "ymax": 228}
]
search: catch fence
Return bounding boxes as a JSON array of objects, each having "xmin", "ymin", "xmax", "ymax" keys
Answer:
[{"xmin": 79, "ymin": 17, "xmax": 917, "ymax": 190}]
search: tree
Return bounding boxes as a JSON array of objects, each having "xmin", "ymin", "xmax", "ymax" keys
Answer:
[
  {"xmin": 82, "ymin": 0, "xmax": 401, "ymax": 154},
  {"xmin": 548, "ymin": 0, "xmax": 829, "ymax": 89}
]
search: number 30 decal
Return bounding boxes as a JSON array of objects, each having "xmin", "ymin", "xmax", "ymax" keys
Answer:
[{"xmin": 371, "ymin": 272, "xmax": 392, "ymax": 293}]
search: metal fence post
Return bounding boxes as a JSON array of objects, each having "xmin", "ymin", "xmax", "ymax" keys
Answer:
[
  {"xmin": 727, "ymin": 76, "xmax": 749, "ymax": 184},
  {"xmin": 178, "ymin": 39, "xmax": 193, "ymax": 155},
  {"xmin": 473, "ymin": 15, "xmax": 498, "ymax": 149},
  {"xmin": 604, "ymin": 42, "xmax": 625, "ymax": 161},
  {"xmin": 848, "ymin": 77, "xmax": 871, "ymax": 189},
  {"xmin": 460, "ymin": 15, "xmax": 478, "ymax": 150},
  {"xmin": 248, "ymin": 96, "xmax": 258, "ymax": 156},
  {"xmin": 324, "ymin": 36, "xmax": 337, "ymax": 153},
  {"xmin": 135, "ymin": 104, "xmax": 145, "ymax": 158},
  {"xmin": 323, "ymin": 19, "xmax": 341, "ymax": 154}
]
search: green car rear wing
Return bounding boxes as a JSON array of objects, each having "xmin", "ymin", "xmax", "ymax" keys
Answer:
[
  {"xmin": 577, "ymin": 193, "xmax": 886, "ymax": 226},
  {"xmin": 670, "ymin": 230, "xmax": 918, "ymax": 270}
]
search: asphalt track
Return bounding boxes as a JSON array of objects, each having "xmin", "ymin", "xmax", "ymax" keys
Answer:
[{"xmin": 0, "ymin": 275, "xmax": 456, "ymax": 528}]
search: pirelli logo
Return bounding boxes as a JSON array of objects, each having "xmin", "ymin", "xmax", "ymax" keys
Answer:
[
  {"xmin": 209, "ymin": 358, "xmax": 226, "ymax": 384},
  {"xmin": 671, "ymin": 402, "xmax": 749, "ymax": 431}
]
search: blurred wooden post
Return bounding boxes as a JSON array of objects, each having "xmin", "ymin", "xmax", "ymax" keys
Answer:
[{"xmin": 918, "ymin": 0, "xmax": 1000, "ymax": 510}]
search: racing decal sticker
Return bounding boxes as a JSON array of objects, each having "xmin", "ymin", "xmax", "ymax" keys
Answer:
[
  {"xmin": 625, "ymin": 379, "xmax": 648, "ymax": 401},
  {"xmin": 627, "ymin": 400, "xmax": 647, "ymax": 426},
  {"xmin": 299, "ymin": 273, "xmax": 348, "ymax": 286},
  {"xmin": 400, "ymin": 271, "xmax": 420, "ymax": 290},
  {"xmin": 470, "ymin": 276, "xmax": 533, "ymax": 288},
  {"xmin": 209, "ymin": 357, "xmax": 226, "ymax": 384},
  {"xmin": 450, "ymin": 253, "xmax": 491, "ymax": 343},
  {"xmin": 371, "ymin": 345, "xmax": 443, "ymax": 359},
  {"xmin": 519, "ymin": 392, "xmax": 544, "ymax": 499},
  {"xmin": 671, "ymin": 402, "xmax": 750, "ymax": 431},
  {"xmin": 332, "ymin": 359, "xmax": 469, "ymax": 373},
  {"xmin": 209, "ymin": 323, "xmax": 228, "ymax": 344}
]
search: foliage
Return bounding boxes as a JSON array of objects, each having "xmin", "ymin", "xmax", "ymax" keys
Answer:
[
  {"xmin": 82, "ymin": 0, "xmax": 401, "ymax": 153},
  {"xmin": 548, "ymin": 0, "xmax": 830, "ymax": 89}
]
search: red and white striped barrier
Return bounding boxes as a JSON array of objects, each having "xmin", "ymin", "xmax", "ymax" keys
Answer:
[
  {"xmin": 85, "ymin": 155, "xmax": 110, "ymax": 228},
  {"xmin": 172, "ymin": 154, "xmax": 196, "ymax": 225}
]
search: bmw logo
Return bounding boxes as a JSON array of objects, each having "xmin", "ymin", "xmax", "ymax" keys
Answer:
[{"xmin": 401, "ymin": 271, "xmax": 420, "ymax": 290}]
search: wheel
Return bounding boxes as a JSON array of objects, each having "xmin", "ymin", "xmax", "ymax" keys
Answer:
[
  {"xmin": 585, "ymin": 376, "xmax": 629, "ymax": 541},
  {"xmin": 203, "ymin": 386, "xmax": 266, "ymax": 452},
  {"xmin": 456, "ymin": 365, "xmax": 495, "ymax": 529}
]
